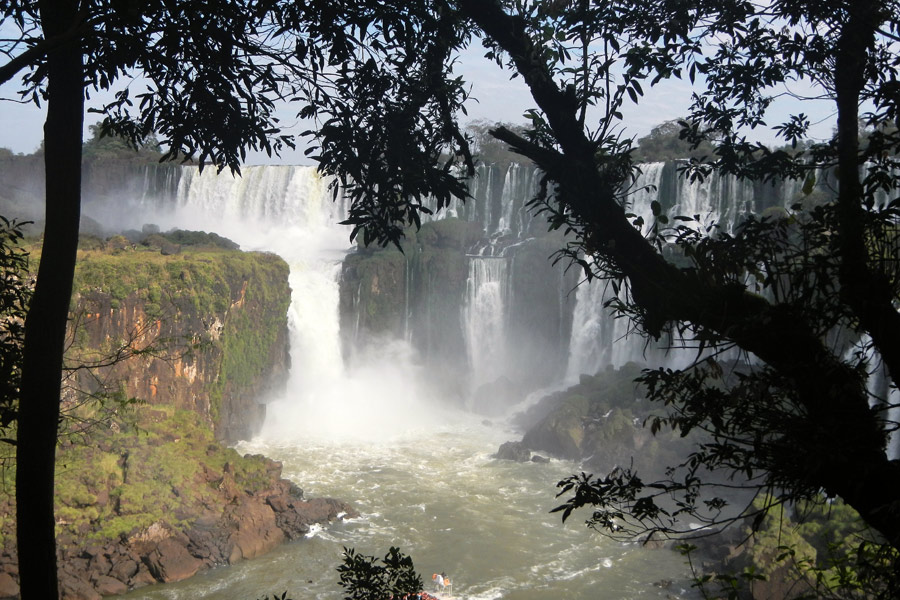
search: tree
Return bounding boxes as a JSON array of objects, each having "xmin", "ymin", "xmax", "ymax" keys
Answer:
[
  {"xmin": 632, "ymin": 119, "xmax": 716, "ymax": 163},
  {"xmin": 1, "ymin": 1, "xmax": 310, "ymax": 596},
  {"xmin": 336, "ymin": 546, "xmax": 422, "ymax": 600},
  {"xmin": 304, "ymin": 0, "xmax": 900, "ymax": 588},
  {"xmin": 0, "ymin": 2, "xmax": 477, "ymax": 596},
  {"xmin": 0, "ymin": 217, "xmax": 30, "ymax": 446},
  {"xmin": 81, "ymin": 123, "xmax": 161, "ymax": 162}
]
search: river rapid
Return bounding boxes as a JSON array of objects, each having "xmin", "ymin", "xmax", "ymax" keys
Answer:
[{"xmin": 114, "ymin": 409, "xmax": 695, "ymax": 600}]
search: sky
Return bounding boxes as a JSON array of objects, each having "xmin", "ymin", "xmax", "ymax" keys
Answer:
[{"xmin": 0, "ymin": 43, "xmax": 838, "ymax": 165}]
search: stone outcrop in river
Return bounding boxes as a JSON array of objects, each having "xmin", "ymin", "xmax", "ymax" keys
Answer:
[{"xmin": 501, "ymin": 363, "xmax": 695, "ymax": 478}]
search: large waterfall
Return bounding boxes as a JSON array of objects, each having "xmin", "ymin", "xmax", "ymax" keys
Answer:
[
  {"xmin": 82, "ymin": 159, "xmax": 844, "ymax": 405},
  {"xmin": 89, "ymin": 159, "xmax": 860, "ymax": 600}
]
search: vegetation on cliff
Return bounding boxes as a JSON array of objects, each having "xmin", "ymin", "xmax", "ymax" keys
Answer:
[
  {"xmin": 66, "ymin": 239, "xmax": 291, "ymax": 439},
  {"xmin": 0, "ymin": 236, "xmax": 336, "ymax": 598}
]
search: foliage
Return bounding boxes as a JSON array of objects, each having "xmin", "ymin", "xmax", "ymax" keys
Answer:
[
  {"xmin": 49, "ymin": 403, "xmax": 283, "ymax": 545},
  {"xmin": 82, "ymin": 123, "xmax": 162, "ymax": 163},
  {"xmin": 156, "ymin": 229, "xmax": 240, "ymax": 250},
  {"xmin": 632, "ymin": 119, "xmax": 717, "ymax": 163},
  {"xmin": 337, "ymin": 547, "xmax": 422, "ymax": 600},
  {"xmin": 292, "ymin": 0, "xmax": 476, "ymax": 249},
  {"xmin": 1, "ymin": 0, "xmax": 340, "ymax": 593},
  {"xmin": 466, "ymin": 119, "xmax": 529, "ymax": 169},
  {"xmin": 287, "ymin": 0, "xmax": 900, "ymax": 591},
  {"xmin": 0, "ymin": 217, "xmax": 30, "ymax": 444},
  {"xmin": 674, "ymin": 496, "xmax": 900, "ymax": 599}
]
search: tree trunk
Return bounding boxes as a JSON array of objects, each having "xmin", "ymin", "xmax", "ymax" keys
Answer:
[{"xmin": 16, "ymin": 1, "xmax": 84, "ymax": 597}]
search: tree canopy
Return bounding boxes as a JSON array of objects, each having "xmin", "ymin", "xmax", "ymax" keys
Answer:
[
  {"xmin": 305, "ymin": 0, "xmax": 900, "ymax": 593},
  {"xmin": 632, "ymin": 119, "xmax": 717, "ymax": 163}
]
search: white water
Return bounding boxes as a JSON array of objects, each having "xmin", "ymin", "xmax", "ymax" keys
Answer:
[
  {"xmin": 464, "ymin": 257, "xmax": 510, "ymax": 389},
  {"xmin": 100, "ymin": 164, "xmax": 697, "ymax": 599},
  {"xmin": 116, "ymin": 422, "xmax": 694, "ymax": 600}
]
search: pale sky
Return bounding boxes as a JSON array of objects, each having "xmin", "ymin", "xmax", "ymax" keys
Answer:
[{"xmin": 0, "ymin": 43, "xmax": 838, "ymax": 165}]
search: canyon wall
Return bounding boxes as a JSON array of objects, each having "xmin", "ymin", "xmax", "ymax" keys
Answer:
[
  {"xmin": 68, "ymin": 243, "xmax": 291, "ymax": 443},
  {"xmin": 0, "ymin": 238, "xmax": 355, "ymax": 600}
]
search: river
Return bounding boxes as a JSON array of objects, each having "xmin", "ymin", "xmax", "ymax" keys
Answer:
[{"xmin": 114, "ymin": 408, "xmax": 695, "ymax": 600}]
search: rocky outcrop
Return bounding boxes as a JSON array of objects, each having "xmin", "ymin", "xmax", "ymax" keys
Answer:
[
  {"xmin": 494, "ymin": 441, "xmax": 532, "ymax": 462},
  {"xmin": 501, "ymin": 364, "xmax": 695, "ymax": 479},
  {"xmin": 68, "ymin": 246, "xmax": 291, "ymax": 443},
  {"xmin": 1, "ymin": 439, "xmax": 357, "ymax": 599}
]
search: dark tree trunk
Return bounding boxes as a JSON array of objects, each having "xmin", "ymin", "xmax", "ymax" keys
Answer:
[{"xmin": 16, "ymin": 1, "xmax": 83, "ymax": 597}]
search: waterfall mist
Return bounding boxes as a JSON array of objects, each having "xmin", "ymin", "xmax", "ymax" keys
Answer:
[{"xmin": 83, "ymin": 165, "xmax": 468, "ymax": 442}]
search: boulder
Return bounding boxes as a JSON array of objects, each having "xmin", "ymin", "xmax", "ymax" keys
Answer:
[
  {"xmin": 144, "ymin": 538, "xmax": 203, "ymax": 583},
  {"xmin": 94, "ymin": 575, "xmax": 128, "ymax": 596},
  {"xmin": 225, "ymin": 500, "xmax": 284, "ymax": 563},
  {"xmin": 494, "ymin": 441, "xmax": 531, "ymax": 462},
  {"xmin": 522, "ymin": 395, "xmax": 589, "ymax": 459},
  {"xmin": 109, "ymin": 557, "xmax": 139, "ymax": 582},
  {"xmin": 59, "ymin": 574, "xmax": 102, "ymax": 600},
  {"xmin": 0, "ymin": 572, "xmax": 18, "ymax": 599}
]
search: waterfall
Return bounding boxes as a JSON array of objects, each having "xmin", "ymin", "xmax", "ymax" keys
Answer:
[
  {"xmin": 78, "ymin": 159, "xmax": 862, "ymax": 412},
  {"xmin": 564, "ymin": 162, "xmax": 837, "ymax": 382},
  {"xmin": 463, "ymin": 256, "xmax": 509, "ymax": 388}
]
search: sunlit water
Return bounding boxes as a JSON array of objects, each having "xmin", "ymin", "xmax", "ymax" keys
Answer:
[{"xmin": 114, "ymin": 412, "xmax": 695, "ymax": 600}]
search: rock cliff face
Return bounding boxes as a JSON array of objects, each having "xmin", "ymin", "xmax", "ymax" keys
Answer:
[
  {"xmin": 339, "ymin": 218, "xmax": 577, "ymax": 402},
  {"xmin": 0, "ymin": 406, "xmax": 357, "ymax": 600},
  {"xmin": 0, "ymin": 241, "xmax": 357, "ymax": 599},
  {"xmin": 68, "ymin": 245, "xmax": 291, "ymax": 443}
]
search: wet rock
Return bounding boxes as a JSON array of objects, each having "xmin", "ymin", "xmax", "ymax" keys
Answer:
[
  {"xmin": 643, "ymin": 530, "xmax": 670, "ymax": 550},
  {"xmin": 94, "ymin": 575, "xmax": 128, "ymax": 596},
  {"xmin": 59, "ymin": 574, "xmax": 101, "ymax": 600},
  {"xmin": 109, "ymin": 557, "xmax": 139, "ymax": 582},
  {"xmin": 130, "ymin": 563, "xmax": 157, "ymax": 587},
  {"xmin": 522, "ymin": 395, "xmax": 589, "ymax": 460},
  {"xmin": 144, "ymin": 538, "xmax": 203, "ymax": 583},
  {"xmin": 495, "ymin": 441, "xmax": 532, "ymax": 462},
  {"xmin": 224, "ymin": 501, "xmax": 284, "ymax": 563},
  {"xmin": 0, "ymin": 572, "xmax": 18, "ymax": 599},
  {"xmin": 87, "ymin": 553, "xmax": 112, "ymax": 579},
  {"xmin": 530, "ymin": 454, "xmax": 550, "ymax": 463}
]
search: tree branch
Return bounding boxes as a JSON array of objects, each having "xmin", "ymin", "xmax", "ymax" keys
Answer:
[
  {"xmin": 459, "ymin": 0, "xmax": 900, "ymax": 549},
  {"xmin": 0, "ymin": 8, "xmax": 89, "ymax": 87}
]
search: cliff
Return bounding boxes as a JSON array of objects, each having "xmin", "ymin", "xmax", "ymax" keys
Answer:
[
  {"xmin": 339, "ymin": 218, "xmax": 577, "ymax": 404},
  {"xmin": 0, "ymin": 239, "xmax": 357, "ymax": 599},
  {"xmin": 68, "ymin": 242, "xmax": 291, "ymax": 443}
]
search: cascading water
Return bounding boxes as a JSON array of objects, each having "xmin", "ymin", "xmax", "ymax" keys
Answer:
[
  {"xmin": 463, "ymin": 256, "xmax": 509, "ymax": 389},
  {"xmin": 105, "ymin": 163, "xmax": 695, "ymax": 600},
  {"xmin": 563, "ymin": 161, "xmax": 839, "ymax": 384}
]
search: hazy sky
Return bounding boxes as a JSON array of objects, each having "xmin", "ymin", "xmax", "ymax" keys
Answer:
[{"xmin": 0, "ymin": 44, "xmax": 837, "ymax": 165}]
